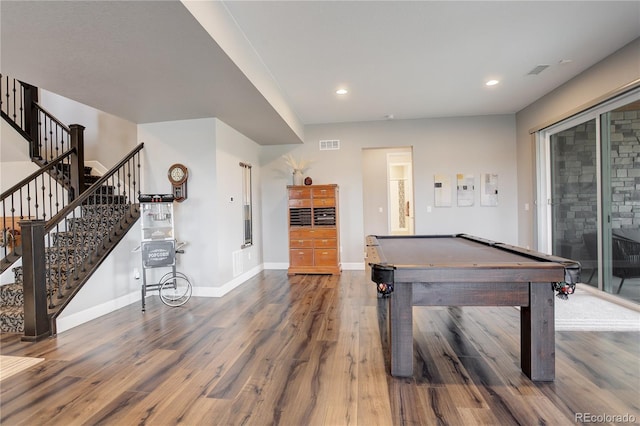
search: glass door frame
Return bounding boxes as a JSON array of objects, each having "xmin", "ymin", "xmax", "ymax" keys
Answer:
[{"xmin": 535, "ymin": 88, "xmax": 640, "ymax": 291}]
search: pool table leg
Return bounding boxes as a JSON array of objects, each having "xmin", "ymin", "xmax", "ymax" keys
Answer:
[
  {"xmin": 521, "ymin": 282, "xmax": 555, "ymax": 381},
  {"xmin": 390, "ymin": 283, "xmax": 413, "ymax": 377}
]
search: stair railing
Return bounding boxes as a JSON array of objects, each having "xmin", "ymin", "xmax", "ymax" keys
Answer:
[
  {"xmin": 1, "ymin": 74, "xmax": 85, "ymax": 195},
  {"xmin": 20, "ymin": 143, "xmax": 144, "ymax": 341},
  {"xmin": 0, "ymin": 149, "xmax": 76, "ymax": 274}
]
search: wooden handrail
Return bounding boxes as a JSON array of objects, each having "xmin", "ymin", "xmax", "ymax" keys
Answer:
[
  {"xmin": 45, "ymin": 142, "xmax": 144, "ymax": 233},
  {"xmin": 0, "ymin": 149, "xmax": 75, "ymax": 201},
  {"xmin": 34, "ymin": 103, "xmax": 70, "ymax": 133}
]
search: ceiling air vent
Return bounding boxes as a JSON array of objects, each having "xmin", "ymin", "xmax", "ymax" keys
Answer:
[
  {"xmin": 319, "ymin": 139, "xmax": 340, "ymax": 151},
  {"xmin": 527, "ymin": 64, "xmax": 550, "ymax": 75}
]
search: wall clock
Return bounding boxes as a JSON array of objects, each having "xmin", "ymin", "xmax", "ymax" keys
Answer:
[{"xmin": 168, "ymin": 163, "xmax": 188, "ymax": 202}]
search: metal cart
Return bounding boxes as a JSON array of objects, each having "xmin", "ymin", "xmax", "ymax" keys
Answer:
[{"xmin": 138, "ymin": 194, "xmax": 192, "ymax": 312}]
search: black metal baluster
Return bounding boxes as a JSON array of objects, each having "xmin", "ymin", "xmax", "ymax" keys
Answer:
[
  {"xmin": 1, "ymin": 200, "xmax": 6, "ymax": 260},
  {"xmin": 1, "ymin": 73, "xmax": 4, "ymax": 114},
  {"xmin": 26, "ymin": 183, "xmax": 32, "ymax": 219},
  {"xmin": 39, "ymin": 173, "xmax": 47, "ymax": 221},
  {"xmin": 18, "ymin": 80, "xmax": 24, "ymax": 129},
  {"xmin": 34, "ymin": 174, "xmax": 41, "ymax": 220},
  {"xmin": 11, "ymin": 78, "xmax": 17, "ymax": 122},
  {"xmin": 52, "ymin": 121, "xmax": 58, "ymax": 160}
]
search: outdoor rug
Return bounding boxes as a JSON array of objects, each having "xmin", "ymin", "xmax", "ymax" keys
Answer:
[{"xmin": 555, "ymin": 286, "xmax": 640, "ymax": 331}]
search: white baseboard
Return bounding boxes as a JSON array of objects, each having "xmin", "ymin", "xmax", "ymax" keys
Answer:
[
  {"xmin": 263, "ymin": 262, "xmax": 288, "ymax": 270},
  {"xmin": 192, "ymin": 264, "xmax": 264, "ymax": 297},
  {"xmin": 263, "ymin": 262, "xmax": 365, "ymax": 270},
  {"xmin": 342, "ymin": 262, "xmax": 365, "ymax": 270},
  {"xmin": 56, "ymin": 290, "xmax": 140, "ymax": 334}
]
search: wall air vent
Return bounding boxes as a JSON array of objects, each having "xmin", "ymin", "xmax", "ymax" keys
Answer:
[
  {"xmin": 527, "ymin": 65, "xmax": 550, "ymax": 75},
  {"xmin": 319, "ymin": 139, "xmax": 340, "ymax": 151}
]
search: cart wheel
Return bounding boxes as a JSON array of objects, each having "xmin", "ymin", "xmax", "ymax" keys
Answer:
[{"xmin": 159, "ymin": 271, "xmax": 192, "ymax": 307}]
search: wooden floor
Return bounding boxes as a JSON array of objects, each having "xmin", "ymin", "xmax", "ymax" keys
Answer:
[{"xmin": 1, "ymin": 270, "xmax": 639, "ymax": 425}]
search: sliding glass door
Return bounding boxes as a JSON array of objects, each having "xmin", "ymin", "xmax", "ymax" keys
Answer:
[
  {"xmin": 537, "ymin": 89, "xmax": 640, "ymax": 302},
  {"xmin": 549, "ymin": 119, "xmax": 599, "ymax": 287},
  {"xmin": 601, "ymin": 101, "xmax": 640, "ymax": 300}
]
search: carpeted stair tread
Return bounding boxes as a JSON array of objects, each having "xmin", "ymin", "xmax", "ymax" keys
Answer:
[
  {"xmin": 0, "ymin": 305, "xmax": 24, "ymax": 333},
  {"xmin": 0, "ymin": 283, "xmax": 24, "ymax": 307}
]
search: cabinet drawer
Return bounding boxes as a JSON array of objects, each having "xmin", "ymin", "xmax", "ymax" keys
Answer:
[
  {"xmin": 290, "ymin": 229, "xmax": 314, "ymax": 239},
  {"xmin": 289, "ymin": 199, "xmax": 312, "ymax": 208},
  {"xmin": 313, "ymin": 197, "xmax": 335, "ymax": 207},
  {"xmin": 310, "ymin": 228, "xmax": 337, "ymax": 239},
  {"xmin": 290, "ymin": 228, "xmax": 337, "ymax": 239},
  {"xmin": 290, "ymin": 238, "xmax": 313, "ymax": 248},
  {"xmin": 290, "ymin": 249, "xmax": 313, "ymax": 266},
  {"xmin": 289, "ymin": 188, "xmax": 311, "ymax": 199},
  {"xmin": 312, "ymin": 187, "xmax": 334, "ymax": 198},
  {"xmin": 314, "ymin": 249, "xmax": 337, "ymax": 266},
  {"xmin": 314, "ymin": 238, "xmax": 336, "ymax": 249}
]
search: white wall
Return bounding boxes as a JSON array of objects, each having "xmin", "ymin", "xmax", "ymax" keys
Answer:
[
  {"xmin": 1, "ymin": 118, "xmax": 33, "ymax": 163},
  {"xmin": 38, "ymin": 89, "xmax": 138, "ymax": 168},
  {"xmin": 138, "ymin": 118, "xmax": 218, "ymax": 291},
  {"xmin": 260, "ymin": 114, "xmax": 518, "ymax": 268},
  {"xmin": 215, "ymin": 119, "xmax": 263, "ymax": 284},
  {"xmin": 515, "ymin": 37, "xmax": 640, "ymax": 249}
]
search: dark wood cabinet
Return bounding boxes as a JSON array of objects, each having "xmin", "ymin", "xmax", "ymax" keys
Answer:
[{"xmin": 287, "ymin": 184, "xmax": 340, "ymax": 275}]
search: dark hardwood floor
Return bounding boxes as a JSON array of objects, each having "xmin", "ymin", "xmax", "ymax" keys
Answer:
[{"xmin": 1, "ymin": 270, "xmax": 639, "ymax": 425}]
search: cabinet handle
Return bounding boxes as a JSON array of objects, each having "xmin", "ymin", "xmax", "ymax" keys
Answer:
[
  {"xmin": 322, "ymin": 251, "xmax": 328, "ymax": 255},
  {"xmin": 298, "ymin": 240, "xmax": 303, "ymax": 243},
  {"xmin": 298, "ymin": 251, "xmax": 304, "ymax": 255}
]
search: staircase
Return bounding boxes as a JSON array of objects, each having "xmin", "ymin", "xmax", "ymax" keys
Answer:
[
  {"xmin": 0, "ymin": 167, "xmax": 130, "ymax": 333},
  {"xmin": 1, "ymin": 74, "xmax": 144, "ymax": 339}
]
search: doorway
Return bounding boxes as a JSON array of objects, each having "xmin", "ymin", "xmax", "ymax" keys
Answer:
[{"xmin": 362, "ymin": 147, "xmax": 414, "ymax": 237}]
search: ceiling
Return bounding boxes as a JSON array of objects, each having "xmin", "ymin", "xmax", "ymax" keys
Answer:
[{"xmin": 2, "ymin": 1, "xmax": 639, "ymax": 145}]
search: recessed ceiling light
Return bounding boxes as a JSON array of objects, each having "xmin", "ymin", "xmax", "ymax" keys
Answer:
[
  {"xmin": 486, "ymin": 80, "xmax": 499, "ymax": 86},
  {"xmin": 336, "ymin": 88, "xmax": 348, "ymax": 95}
]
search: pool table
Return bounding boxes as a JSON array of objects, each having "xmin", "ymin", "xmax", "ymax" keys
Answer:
[{"xmin": 366, "ymin": 234, "xmax": 581, "ymax": 381}]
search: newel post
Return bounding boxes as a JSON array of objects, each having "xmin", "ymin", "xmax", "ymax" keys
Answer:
[
  {"xmin": 69, "ymin": 124, "xmax": 86, "ymax": 200},
  {"xmin": 20, "ymin": 220, "xmax": 50, "ymax": 341},
  {"xmin": 22, "ymin": 82, "xmax": 40, "ymax": 159}
]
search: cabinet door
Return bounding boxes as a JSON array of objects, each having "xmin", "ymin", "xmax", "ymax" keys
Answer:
[
  {"xmin": 314, "ymin": 249, "xmax": 337, "ymax": 266},
  {"xmin": 290, "ymin": 249, "xmax": 314, "ymax": 266}
]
